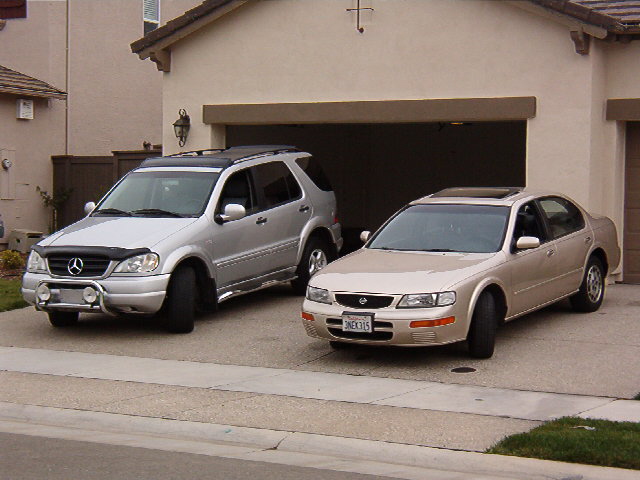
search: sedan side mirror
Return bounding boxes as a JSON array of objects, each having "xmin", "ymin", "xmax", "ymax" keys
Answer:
[
  {"xmin": 216, "ymin": 203, "xmax": 246, "ymax": 224},
  {"xmin": 84, "ymin": 202, "xmax": 96, "ymax": 216},
  {"xmin": 516, "ymin": 236, "xmax": 540, "ymax": 250},
  {"xmin": 360, "ymin": 230, "xmax": 371, "ymax": 243}
]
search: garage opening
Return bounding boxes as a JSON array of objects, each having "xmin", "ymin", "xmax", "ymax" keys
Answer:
[{"xmin": 228, "ymin": 122, "xmax": 526, "ymax": 251}]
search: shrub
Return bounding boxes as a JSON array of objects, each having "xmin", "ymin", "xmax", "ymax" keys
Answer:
[{"xmin": 0, "ymin": 250, "xmax": 25, "ymax": 270}]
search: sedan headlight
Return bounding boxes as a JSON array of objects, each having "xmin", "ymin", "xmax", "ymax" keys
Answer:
[
  {"xmin": 306, "ymin": 286, "xmax": 331, "ymax": 304},
  {"xmin": 27, "ymin": 251, "xmax": 47, "ymax": 273},
  {"xmin": 113, "ymin": 253, "xmax": 159, "ymax": 273},
  {"xmin": 397, "ymin": 291, "xmax": 456, "ymax": 308}
]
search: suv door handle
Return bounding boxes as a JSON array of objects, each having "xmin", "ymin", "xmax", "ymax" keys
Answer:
[
  {"xmin": 256, "ymin": 217, "xmax": 267, "ymax": 225},
  {"xmin": 299, "ymin": 205, "xmax": 310, "ymax": 213}
]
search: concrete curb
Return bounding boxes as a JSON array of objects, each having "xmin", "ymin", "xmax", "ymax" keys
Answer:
[{"xmin": 0, "ymin": 402, "xmax": 637, "ymax": 480}]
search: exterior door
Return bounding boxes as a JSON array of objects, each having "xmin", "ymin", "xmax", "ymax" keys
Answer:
[
  {"xmin": 509, "ymin": 202, "xmax": 560, "ymax": 315},
  {"xmin": 624, "ymin": 122, "xmax": 640, "ymax": 283}
]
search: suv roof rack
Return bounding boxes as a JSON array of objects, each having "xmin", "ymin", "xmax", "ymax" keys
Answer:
[
  {"xmin": 431, "ymin": 187, "xmax": 523, "ymax": 199},
  {"xmin": 140, "ymin": 145, "xmax": 300, "ymax": 169}
]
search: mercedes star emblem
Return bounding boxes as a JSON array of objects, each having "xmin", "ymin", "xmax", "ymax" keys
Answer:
[
  {"xmin": 359, "ymin": 297, "xmax": 368, "ymax": 305},
  {"xmin": 67, "ymin": 257, "xmax": 84, "ymax": 276}
]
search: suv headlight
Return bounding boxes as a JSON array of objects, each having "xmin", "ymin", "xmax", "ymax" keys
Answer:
[
  {"xmin": 306, "ymin": 286, "xmax": 331, "ymax": 304},
  {"xmin": 397, "ymin": 291, "xmax": 456, "ymax": 308},
  {"xmin": 26, "ymin": 251, "xmax": 47, "ymax": 273},
  {"xmin": 114, "ymin": 253, "xmax": 159, "ymax": 273}
]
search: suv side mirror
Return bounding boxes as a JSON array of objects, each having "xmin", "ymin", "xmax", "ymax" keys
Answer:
[
  {"xmin": 360, "ymin": 230, "xmax": 371, "ymax": 243},
  {"xmin": 216, "ymin": 203, "xmax": 246, "ymax": 224},
  {"xmin": 516, "ymin": 236, "xmax": 540, "ymax": 250},
  {"xmin": 84, "ymin": 202, "xmax": 96, "ymax": 216}
]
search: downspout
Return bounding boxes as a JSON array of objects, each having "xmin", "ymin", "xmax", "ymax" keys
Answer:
[{"xmin": 64, "ymin": 0, "xmax": 70, "ymax": 155}]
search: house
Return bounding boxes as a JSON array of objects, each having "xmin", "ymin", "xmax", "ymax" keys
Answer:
[
  {"xmin": 0, "ymin": 0, "xmax": 194, "ymax": 246},
  {"xmin": 131, "ymin": 0, "xmax": 640, "ymax": 282}
]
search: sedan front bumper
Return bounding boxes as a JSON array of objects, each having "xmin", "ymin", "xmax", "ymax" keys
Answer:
[{"xmin": 301, "ymin": 298, "xmax": 469, "ymax": 347}]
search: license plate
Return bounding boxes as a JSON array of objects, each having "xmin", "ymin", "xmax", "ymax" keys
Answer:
[
  {"xmin": 342, "ymin": 312, "xmax": 374, "ymax": 333},
  {"xmin": 59, "ymin": 289, "xmax": 84, "ymax": 305}
]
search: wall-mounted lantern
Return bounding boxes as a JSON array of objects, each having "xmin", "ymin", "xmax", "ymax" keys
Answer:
[{"xmin": 173, "ymin": 109, "xmax": 190, "ymax": 147}]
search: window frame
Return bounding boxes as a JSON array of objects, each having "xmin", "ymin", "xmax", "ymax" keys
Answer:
[
  {"xmin": 536, "ymin": 196, "xmax": 586, "ymax": 240},
  {"xmin": 251, "ymin": 161, "xmax": 303, "ymax": 213}
]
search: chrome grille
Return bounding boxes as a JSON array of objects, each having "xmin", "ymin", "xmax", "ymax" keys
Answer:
[
  {"xmin": 335, "ymin": 294, "xmax": 394, "ymax": 309},
  {"xmin": 411, "ymin": 331, "xmax": 437, "ymax": 344}
]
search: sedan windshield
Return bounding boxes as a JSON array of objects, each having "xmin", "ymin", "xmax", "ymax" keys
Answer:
[
  {"xmin": 94, "ymin": 170, "xmax": 220, "ymax": 218},
  {"xmin": 368, "ymin": 204, "xmax": 510, "ymax": 253}
]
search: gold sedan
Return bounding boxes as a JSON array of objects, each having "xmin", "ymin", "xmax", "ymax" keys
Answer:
[{"xmin": 301, "ymin": 187, "xmax": 620, "ymax": 358}]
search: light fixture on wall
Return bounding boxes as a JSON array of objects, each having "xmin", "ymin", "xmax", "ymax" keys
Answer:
[{"xmin": 173, "ymin": 109, "xmax": 191, "ymax": 147}]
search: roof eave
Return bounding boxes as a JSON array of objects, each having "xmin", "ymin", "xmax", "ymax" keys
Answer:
[
  {"xmin": 131, "ymin": 0, "xmax": 248, "ymax": 72},
  {"xmin": 0, "ymin": 86, "xmax": 66, "ymax": 100}
]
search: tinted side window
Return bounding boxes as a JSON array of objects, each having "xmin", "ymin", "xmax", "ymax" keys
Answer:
[
  {"xmin": 539, "ymin": 197, "xmax": 585, "ymax": 239},
  {"xmin": 295, "ymin": 156, "xmax": 333, "ymax": 191},
  {"xmin": 217, "ymin": 169, "xmax": 257, "ymax": 215},
  {"xmin": 253, "ymin": 161, "xmax": 302, "ymax": 209}
]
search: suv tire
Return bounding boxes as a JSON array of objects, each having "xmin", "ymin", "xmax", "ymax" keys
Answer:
[
  {"xmin": 48, "ymin": 311, "xmax": 79, "ymax": 327},
  {"xmin": 166, "ymin": 266, "xmax": 196, "ymax": 333},
  {"xmin": 291, "ymin": 237, "xmax": 331, "ymax": 295}
]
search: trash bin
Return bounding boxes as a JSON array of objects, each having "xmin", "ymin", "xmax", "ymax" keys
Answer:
[{"xmin": 7, "ymin": 229, "xmax": 43, "ymax": 253}]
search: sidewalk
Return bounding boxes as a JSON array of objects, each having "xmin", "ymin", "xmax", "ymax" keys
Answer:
[{"xmin": 0, "ymin": 402, "xmax": 637, "ymax": 480}]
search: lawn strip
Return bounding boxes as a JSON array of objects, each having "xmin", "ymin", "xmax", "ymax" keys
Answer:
[{"xmin": 0, "ymin": 278, "xmax": 27, "ymax": 312}]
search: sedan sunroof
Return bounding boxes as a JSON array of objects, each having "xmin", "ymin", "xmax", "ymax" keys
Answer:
[{"xmin": 431, "ymin": 187, "xmax": 522, "ymax": 199}]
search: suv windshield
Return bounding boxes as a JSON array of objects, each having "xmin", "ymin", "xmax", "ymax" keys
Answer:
[
  {"xmin": 368, "ymin": 204, "xmax": 509, "ymax": 253},
  {"xmin": 94, "ymin": 170, "xmax": 220, "ymax": 218}
]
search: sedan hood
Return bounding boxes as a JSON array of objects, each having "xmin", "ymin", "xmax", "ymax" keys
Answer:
[
  {"xmin": 311, "ymin": 248, "xmax": 501, "ymax": 294},
  {"xmin": 40, "ymin": 217, "xmax": 198, "ymax": 249}
]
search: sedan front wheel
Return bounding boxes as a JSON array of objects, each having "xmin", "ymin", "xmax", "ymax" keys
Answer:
[{"xmin": 467, "ymin": 291, "xmax": 497, "ymax": 359}]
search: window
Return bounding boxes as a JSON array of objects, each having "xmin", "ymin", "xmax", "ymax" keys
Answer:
[
  {"xmin": 143, "ymin": 0, "xmax": 159, "ymax": 35},
  {"xmin": 295, "ymin": 156, "xmax": 333, "ymax": 191},
  {"xmin": 539, "ymin": 197, "xmax": 585, "ymax": 239},
  {"xmin": 0, "ymin": 0, "xmax": 26, "ymax": 19},
  {"xmin": 512, "ymin": 202, "xmax": 546, "ymax": 250},
  {"xmin": 253, "ymin": 162, "xmax": 302, "ymax": 209},
  {"xmin": 218, "ymin": 169, "xmax": 257, "ymax": 215}
]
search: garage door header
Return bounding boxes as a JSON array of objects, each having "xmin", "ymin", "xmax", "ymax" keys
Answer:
[{"xmin": 203, "ymin": 97, "xmax": 537, "ymax": 125}]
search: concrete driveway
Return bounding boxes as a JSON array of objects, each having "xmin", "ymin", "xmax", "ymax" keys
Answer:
[{"xmin": 0, "ymin": 282, "xmax": 638, "ymax": 476}]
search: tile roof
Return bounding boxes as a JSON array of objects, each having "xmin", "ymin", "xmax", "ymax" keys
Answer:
[
  {"xmin": 0, "ymin": 64, "xmax": 66, "ymax": 99},
  {"xmin": 533, "ymin": 0, "xmax": 640, "ymax": 34},
  {"xmin": 131, "ymin": 0, "xmax": 640, "ymax": 56}
]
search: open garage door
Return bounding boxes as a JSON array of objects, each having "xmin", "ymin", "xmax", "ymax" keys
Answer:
[{"xmin": 228, "ymin": 122, "xmax": 526, "ymax": 251}]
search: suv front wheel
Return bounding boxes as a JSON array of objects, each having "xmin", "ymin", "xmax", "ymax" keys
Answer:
[
  {"xmin": 291, "ymin": 237, "xmax": 331, "ymax": 295},
  {"xmin": 165, "ymin": 266, "xmax": 196, "ymax": 333}
]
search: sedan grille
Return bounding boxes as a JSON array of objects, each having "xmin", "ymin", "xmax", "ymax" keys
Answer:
[
  {"xmin": 335, "ymin": 294, "xmax": 394, "ymax": 309},
  {"xmin": 48, "ymin": 255, "xmax": 111, "ymax": 277}
]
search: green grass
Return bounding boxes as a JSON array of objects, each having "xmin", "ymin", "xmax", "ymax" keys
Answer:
[
  {"xmin": 0, "ymin": 278, "xmax": 28, "ymax": 312},
  {"xmin": 487, "ymin": 417, "xmax": 640, "ymax": 470}
]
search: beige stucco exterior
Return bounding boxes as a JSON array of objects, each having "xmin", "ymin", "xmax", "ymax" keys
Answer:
[
  {"xmin": 0, "ymin": 0, "xmax": 194, "ymax": 245},
  {"xmin": 151, "ymin": 0, "xmax": 640, "ymax": 275}
]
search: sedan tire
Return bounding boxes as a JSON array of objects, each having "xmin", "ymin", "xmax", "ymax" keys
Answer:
[
  {"xmin": 467, "ymin": 291, "xmax": 497, "ymax": 359},
  {"xmin": 570, "ymin": 256, "xmax": 604, "ymax": 313}
]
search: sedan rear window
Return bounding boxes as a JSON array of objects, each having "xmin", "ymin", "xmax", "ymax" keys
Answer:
[{"xmin": 368, "ymin": 204, "xmax": 510, "ymax": 253}]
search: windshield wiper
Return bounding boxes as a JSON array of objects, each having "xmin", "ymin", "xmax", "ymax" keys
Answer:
[
  {"xmin": 423, "ymin": 248, "xmax": 457, "ymax": 252},
  {"xmin": 131, "ymin": 208, "xmax": 184, "ymax": 218},
  {"xmin": 92, "ymin": 208, "xmax": 131, "ymax": 216}
]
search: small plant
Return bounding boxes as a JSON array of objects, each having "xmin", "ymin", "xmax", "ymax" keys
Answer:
[
  {"xmin": 0, "ymin": 249, "xmax": 24, "ymax": 270},
  {"xmin": 36, "ymin": 186, "xmax": 73, "ymax": 233}
]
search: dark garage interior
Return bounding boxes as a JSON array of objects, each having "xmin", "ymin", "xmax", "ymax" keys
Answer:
[{"xmin": 228, "ymin": 121, "xmax": 526, "ymax": 251}]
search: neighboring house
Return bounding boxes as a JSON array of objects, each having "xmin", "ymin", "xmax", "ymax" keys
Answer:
[
  {"xmin": 131, "ymin": 0, "xmax": 640, "ymax": 282},
  {"xmin": 0, "ymin": 0, "xmax": 194, "ymax": 247}
]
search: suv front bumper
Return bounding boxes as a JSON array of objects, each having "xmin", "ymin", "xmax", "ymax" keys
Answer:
[{"xmin": 22, "ymin": 272, "xmax": 171, "ymax": 315}]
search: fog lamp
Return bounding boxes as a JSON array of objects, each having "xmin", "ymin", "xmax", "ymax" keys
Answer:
[
  {"xmin": 83, "ymin": 287, "xmax": 98, "ymax": 304},
  {"xmin": 36, "ymin": 284, "xmax": 51, "ymax": 302}
]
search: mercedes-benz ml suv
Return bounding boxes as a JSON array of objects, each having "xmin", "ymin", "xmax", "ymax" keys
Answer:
[{"xmin": 23, "ymin": 146, "xmax": 342, "ymax": 333}]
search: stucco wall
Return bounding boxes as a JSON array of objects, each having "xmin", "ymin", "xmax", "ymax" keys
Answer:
[{"xmin": 161, "ymin": 0, "xmax": 615, "ymax": 210}]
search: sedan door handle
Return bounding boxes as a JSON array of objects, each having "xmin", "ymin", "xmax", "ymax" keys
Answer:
[
  {"xmin": 546, "ymin": 249, "xmax": 555, "ymax": 257},
  {"xmin": 299, "ymin": 205, "xmax": 310, "ymax": 213},
  {"xmin": 585, "ymin": 236, "xmax": 592, "ymax": 244},
  {"xmin": 256, "ymin": 217, "xmax": 267, "ymax": 225}
]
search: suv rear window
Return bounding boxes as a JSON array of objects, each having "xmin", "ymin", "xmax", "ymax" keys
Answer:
[
  {"xmin": 253, "ymin": 161, "xmax": 302, "ymax": 209},
  {"xmin": 296, "ymin": 156, "xmax": 332, "ymax": 192}
]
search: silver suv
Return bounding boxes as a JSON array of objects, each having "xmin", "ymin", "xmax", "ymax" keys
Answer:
[{"xmin": 22, "ymin": 146, "xmax": 342, "ymax": 333}]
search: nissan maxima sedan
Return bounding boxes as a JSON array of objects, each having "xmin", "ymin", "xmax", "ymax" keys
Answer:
[{"xmin": 301, "ymin": 187, "xmax": 620, "ymax": 358}]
